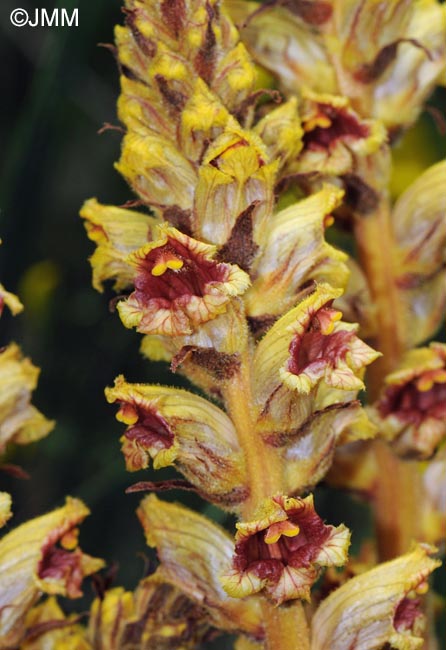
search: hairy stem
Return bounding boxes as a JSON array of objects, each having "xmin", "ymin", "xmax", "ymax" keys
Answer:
[
  {"xmin": 223, "ymin": 349, "xmax": 283, "ymax": 515},
  {"xmin": 224, "ymin": 350, "xmax": 311, "ymax": 650},
  {"xmin": 354, "ymin": 198, "xmax": 405, "ymax": 385},
  {"xmin": 262, "ymin": 599, "xmax": 311, "ymax": 650},
  {"xmin": 354, "ymin": 196, "xmax": 421, "ymax": 560}
]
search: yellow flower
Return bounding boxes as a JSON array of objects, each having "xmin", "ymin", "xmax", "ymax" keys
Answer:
[
  {"xmin": 245, "ymin": 185, "xmax": 349, "ymax": 321},
  {"xmin": 0, "ymin": 498, "xmax": 103, "ymax": 648},
  {"xmin": 253, "ymin": 97, "xmax": 303, "ymax": 171},
  {"xmin": 372, "ymin": 343, "xmax": 446, "ymax": 459},
  {"xmin": 391, "ymin": 160, "xmax": 446, "ymax": 347},
  {"xmin": 249, "ymin": 284, "xmax": 378, "ymax": 490},
  {"xmin": 221, "ymin": 494, "xmax": 350, "ymax": 604},
  {"xmin": 21, "ymin": 597, "xmax": 91, "ymax": 650},
  {"xmin": 254, "ymin": 283, "xmax": 380, "ymax": 403},
  {"xmin": 138, "ymin": 494, "xmax": 264, "ymax": 639},
  {"xmin": 116, "ymin": 128, "xmax": 197, "ymax": 213},
  {"xmin": 80, "ymin": 198, "xmax": 158, "ymax": 292},
  {"xmin": 87, "ymin": 571, "xmax": 213, "ymax": 650},
  {"xmin": 0, "ymin": 343, "xmax": 54, "ymax": 454},
  {"xmin": 230, "ymin": 0, "xmax": 446, "ymax": 132},
  {"xmin": 116, "ymin": 224, "xmax": 250, "ymax": 336},
  {"xmin": 105, "ymin": 375, "xmax": 247, "ymax": 508},
  {"xmin": 193, "ymin": 120, "xmax": 277, "ymax": 251},
  {"xmin": 0, "ymin": 492, "xmax": 12, "ymax": 529},
  {"xmin": 294, "ymin": 91, "xmax": 387, "ymax": 176},
  {"xmin": 311, "ymin": 543, "xmax": 440, "ymax": 650}
]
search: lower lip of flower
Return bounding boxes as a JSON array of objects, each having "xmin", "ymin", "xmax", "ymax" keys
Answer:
[{"xmin": 303, "ymin": 105, "xmax": 370, "ymax": 151}]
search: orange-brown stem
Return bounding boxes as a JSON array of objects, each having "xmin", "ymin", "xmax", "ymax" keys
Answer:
[
  {"xmin": 354, "ymin": 196, "xmax": 421, "ymax": 560},
  {"xmin": 262, "ymin": 599, "xmax": 311, "ymax": 650},
  {"xmin": 223, "ymin": 349, "xmax": 283, "ymax": 516},
  {"xmin": 223, "ymin": 349, "xmax": 311, "ymax": 650},
  {"xmin": 354, "ymin": 198, "xmax": 405, "ymax": 385}
]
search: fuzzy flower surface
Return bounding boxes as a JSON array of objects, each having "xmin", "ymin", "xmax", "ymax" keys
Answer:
[
  {"xmin": 311, "ymin": 543, "xmax": 441, "ymax": 650},
  {"xmin": 106, "ymin": 375, "xmax": 247, "ymax": 508},
  {"xmin": 117, "ymin": 225, "xmax": 250, "ymax": 336},
  {"xmin": 0, "ymin": 498, "xmax": 103, "ymax": 648},
  {"xmin": 254, "ymin": 284, "xmax": 380, "ymax": 407},
  {"xmin": 221, "ymin": 494, "xmax": 350, "ymax": 604},
  {"xmin": 373, "ymin": 343, "xmax": 446, "ymax": 459}
]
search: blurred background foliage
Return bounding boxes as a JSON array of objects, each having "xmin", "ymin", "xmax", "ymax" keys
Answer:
[{"xmin": 0, "ymin": 0, "xmax": 445, "ymax": 634}]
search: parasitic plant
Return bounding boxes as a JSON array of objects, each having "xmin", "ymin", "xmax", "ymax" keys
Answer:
[{"xmin": 1, "ymin": 1, "xmax": 445, "ymax": 649}]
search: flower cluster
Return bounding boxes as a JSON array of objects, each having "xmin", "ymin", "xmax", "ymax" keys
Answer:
[{"xmin": 2, "ymin": 0, "xmax": 445, "ymax": 649}]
